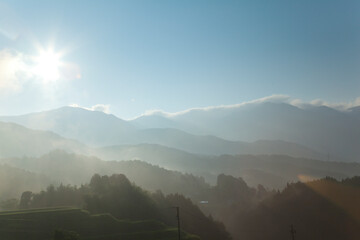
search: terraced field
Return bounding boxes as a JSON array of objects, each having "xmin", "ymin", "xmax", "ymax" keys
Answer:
[{"xmin": 0, "ymin": 207, "xmax": 200, "ymax": 240}]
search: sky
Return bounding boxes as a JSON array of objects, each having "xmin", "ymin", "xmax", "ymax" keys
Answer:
[{"xmin": 0, "ymin": 0, "xmax": 359, "ymax": 119}]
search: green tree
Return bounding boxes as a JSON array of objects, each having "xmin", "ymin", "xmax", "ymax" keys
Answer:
[{"xmin": 19, "ymin": 191, "xmax": 32, "ymax": 209}]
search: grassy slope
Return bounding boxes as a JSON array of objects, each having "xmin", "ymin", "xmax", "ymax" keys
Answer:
[{"xmin": 0, "ymin": 207, "xmax": 200, "ymax": 240}]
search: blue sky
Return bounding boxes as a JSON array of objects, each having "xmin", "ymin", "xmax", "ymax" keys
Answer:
[{"xmin": 0, "ymin": 0, "xmax": 359, "ymax": 118}]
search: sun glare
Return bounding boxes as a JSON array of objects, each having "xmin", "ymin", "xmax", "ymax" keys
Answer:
[{"xmin": 34, "ymin": 48, "xmax": 62, "ymax": 83}]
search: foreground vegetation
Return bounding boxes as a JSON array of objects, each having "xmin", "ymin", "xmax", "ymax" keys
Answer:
[
  {"xmin": 2, "ymin": 153, "xmax": 360, "ymax": 240},
  {"xmin": 0, "ymin": 207, "xmax": 199, "ymax": 240},
  {"xmin": 1, "ymin": 173, "xmax": 230, "ymax": 240},
  {"xmin": 197, "ymin": 175, "xmax": 360, "ymax": 240}
]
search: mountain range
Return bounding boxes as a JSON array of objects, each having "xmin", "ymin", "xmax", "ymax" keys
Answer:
[
  {"xmin": 133, "ymin": 102, "xmax": 360, "ymax": 161},
  {"xmin": 1, "ymin": 101, "xmax": 359, "ymax": 240},
  {"xmin": 0, "ymin": 100, "xmax": 359, "ymax": 192},
  {"xmin": 0, "ymin": 121, "xmax": 84, "ymax": 158},
  {"xmin": 4, "ymin": 100, "xmax": 358, "ymax": 161}
]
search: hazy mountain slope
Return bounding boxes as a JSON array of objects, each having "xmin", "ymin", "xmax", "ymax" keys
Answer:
[
  {"xmin": 133, "ymin": 102, "xmax": 360, "ymax": 161},
  {"xmin": 95, "ymin": 142, "xmax": 325, "ymax": 173},
  {"xmin": 349, "ymin": 106, "xmax": 360, "ymax": 119},
  {"xmin": 95, "ymin": 144, "xmax": 204, "ymax": 171},
  {"xmin": 133, "ymin": 102, "xmax": 308, "ymax": 139},
  {"xmin": 0, "ymin": 107, "xmax": 137, "ymax": 146},
  {"xmin": 2, "ymin": 147, "xmax": 359, "ymax": 193},
  {"xmin": 0, "ymin": 106, "xmax": 327, "ymax": 159},
  {"xmin": 0, "ymin": 164, "xmax": 50, "ymax": 200},
  {"xmin": 0, "ymin": 114, "xmax": 356, "ymax": 190},
  {"xmin": 0, "ymin": 150, "xmax": 209, "ymax": 197},
  {"xmin": 207, "ymin": 154, "xmax": 360, "ymax": 188},
  {"xmin": 0, "ymin": 121, "xmax": 84, "ymax": 158},
  {"xmin": 93, "ymin": 144, "xmax": 360, "ymax": 189},
  {"xmin": 131, "ymin": 129, "xmax": 326, "ymax": 159}
]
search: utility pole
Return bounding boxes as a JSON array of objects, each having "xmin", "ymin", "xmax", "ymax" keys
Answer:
[
  {"xmin": 175, "ymin": 206, "xmax": 181, "ymax": 240},
  {"xmin": 290, "ymin": 224, "xmax": 296, "ymax": 240}
]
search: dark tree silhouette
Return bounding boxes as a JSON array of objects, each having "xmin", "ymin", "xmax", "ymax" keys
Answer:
[{"xmin": 19, "ymin": 191, "xmax": 32, "ymax": 209}]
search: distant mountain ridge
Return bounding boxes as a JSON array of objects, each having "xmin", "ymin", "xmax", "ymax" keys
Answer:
[
  {"xmin": 1, "ymin": 117, "xmax": 357, "ymax": 190},
  {"xmin": 1, "ymin": 100, "xmax": 359, "ymax": 161},
  {"xmin": 0, "ymin": 107, "xmax": 137, "ymax": 146},
  {"xmin": 0, "ymin": 106, "xmax": 339, "ymax": 160},
  {"xmin": 0, "ymin": 106, "xmax": 327, "ymax": 160},
  {"xmin": 133, "ymin": 102, "xmax": 360, "ymax": 161},
  {"xmin": 0, "ymin": 121, "xmax": 84, "ymax": 158}
]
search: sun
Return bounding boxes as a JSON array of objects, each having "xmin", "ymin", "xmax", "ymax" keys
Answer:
[{"xmin": 34, "ymin": 48, "xmax": 62, "ymax": 83}]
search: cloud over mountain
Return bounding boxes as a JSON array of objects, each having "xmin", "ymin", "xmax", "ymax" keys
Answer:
[
  {"xmin": 70, "ymin": 104, "xmax": 111, "ymax": 114},
  {"xmin": 137, "ymin": 95, "xmax": 360, "ymax": 119},
  {"xmin": 1, "ymin": 95, "xmax": 360, "ymax": 161}
]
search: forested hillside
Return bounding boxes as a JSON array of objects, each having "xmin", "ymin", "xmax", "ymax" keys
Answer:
[{"xmin": 13, "ymin": 174, "xmax": 230, "ymax": 240}]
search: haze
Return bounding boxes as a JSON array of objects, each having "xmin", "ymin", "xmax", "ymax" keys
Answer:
[{"xmin": 0, "ymin": 1, "xmax": 360, "ymax": 240}]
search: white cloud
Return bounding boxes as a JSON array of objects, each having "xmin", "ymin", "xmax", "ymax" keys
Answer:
[
  {"xmin": 91, "ymin": 104, "xmax": 110, "ymax": 113},
  {"xmin": 139, "ymin": 94, "xmax": 290, "ymax": 118},
  {"xmin": 69, "ymin": 104, "xmax": 111, "ymax": 114},
  {"xmin": 136, "ymin": 95, "xmax": 360, "ymax": 119},
  {"xmin": 290, "ymin": 97, "xmax": 360, "ymax": 111},
  {"xmin": 0, "ymin": 49, "xmax": 31, "ymax": 93},
  {"xmin": 142, "ymin": 109, "xmax": 169, "ymax": 117}
]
